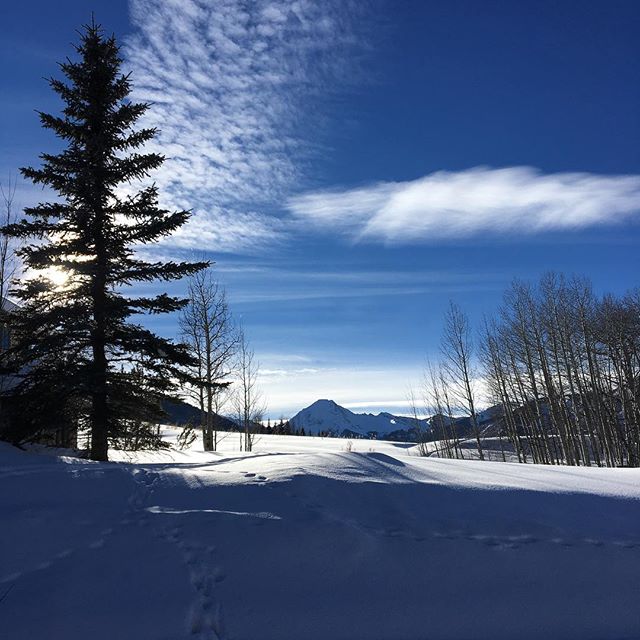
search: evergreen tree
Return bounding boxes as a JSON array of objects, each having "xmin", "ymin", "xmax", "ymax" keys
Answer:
[{"xmin": 2, "ymin": 22, "xmax": 206, "ymax": 460}]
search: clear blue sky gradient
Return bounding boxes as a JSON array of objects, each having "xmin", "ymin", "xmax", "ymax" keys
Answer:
[{"xmin": 2, "ymin": 1, "xmax": 639, "ymax": 416}]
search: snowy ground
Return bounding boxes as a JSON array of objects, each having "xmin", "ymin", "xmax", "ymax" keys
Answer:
[{"xmin": 2, "ymin": 430, "xmax": 640, "ymax": 639}]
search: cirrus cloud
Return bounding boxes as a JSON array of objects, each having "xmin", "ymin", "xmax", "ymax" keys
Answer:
[
  {"xmin": 125, "ymin": 0, "xmax": 368, "ymax": 254},
  {"xmin": 287, "ymin": 166, "xmax": 640, "ymax": 243}
]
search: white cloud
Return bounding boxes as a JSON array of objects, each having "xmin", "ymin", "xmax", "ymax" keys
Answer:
[
  {"xmin": 125, "ymin": 0, "xmax": 366, "ymax": 254},
  {"xmin": 256, "ymin": 363, "xmax": 425, "ymax": 418},
  {"xmin": 287, "ymin": 166, "xmax": 640, "ymax": 243},
  {"xmin": 168, "ymin": 206, "xmax": 286, "ymax": 255},
  {"xmin": 229, "ymin": 284, "xmax": 501, "ymax": 305},
  {"xmin": 255, "ymin": 353, "xmax": 496, "ymax": 419}
]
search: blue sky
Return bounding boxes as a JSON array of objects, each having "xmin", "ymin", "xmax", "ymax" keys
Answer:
[{"xmin": 2, "ymin": 0, "xmax": 640, "ymax": 417}]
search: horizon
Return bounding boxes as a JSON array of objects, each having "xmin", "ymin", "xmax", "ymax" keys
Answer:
[{"xmin": 3, "ymin": 0, "xmax": 640, "ymax": 419}]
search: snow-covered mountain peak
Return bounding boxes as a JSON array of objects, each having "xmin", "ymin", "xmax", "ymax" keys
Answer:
[{"xmin": 290, "ymin": 399, "xmax": 428, "ymax": 438}]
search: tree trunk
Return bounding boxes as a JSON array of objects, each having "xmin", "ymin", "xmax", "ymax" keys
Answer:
[{"xmin": 90, "ymin": 308, "xmax": 109, "ymax": 460}]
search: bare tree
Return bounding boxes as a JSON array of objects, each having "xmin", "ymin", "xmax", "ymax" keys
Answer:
[
  {"xmin": 180, "ymin": 269, "xmax": 238, "ymax": 451},
  {"xmin": 407, "ymin": 385, "xmax": 431, "ymax": 457},
  {"xmin": 422, "ymin": 360, "xmax": 462, "ymax": 459},
  {"xmin": 0, "ymin": 177, "xmax": 20, "ymax": 409},
  {"xmin": 233, "ymin": 327, "xmax": 266, "ymax": 452},
  {"xmin": 480, "ymin": 274, "xmax": 640, "ymax": 467},
  {"xmin": 420, "ymin": 273, "xmax": 640, "ymax": 468},
  {"xmin": 441, "ymin": 302, "xmax": 485, "ymax": 461},
  {"xmin": 0, "ymin": 176, "xmax": 19, "ymax": 307}
]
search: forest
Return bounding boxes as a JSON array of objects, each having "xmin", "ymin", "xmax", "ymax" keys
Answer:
[{"xmin": 418, "ymin": 274, "xmax": 640, "ymax": 467}]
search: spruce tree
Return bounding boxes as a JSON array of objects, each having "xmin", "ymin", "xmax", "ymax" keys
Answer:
[{"xmin": 2, "ymin": 22, "xmax": 207, "ymax": 460}]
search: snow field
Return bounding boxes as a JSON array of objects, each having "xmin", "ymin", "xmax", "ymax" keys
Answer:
[{"xmin": 1, "ymin": 431, "xmax": 640, "ymax": 639}]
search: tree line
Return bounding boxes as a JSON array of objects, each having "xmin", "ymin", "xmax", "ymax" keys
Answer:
[{"xmin": 420, "ymin": 274, "xmax": 640, "ymax": 467}]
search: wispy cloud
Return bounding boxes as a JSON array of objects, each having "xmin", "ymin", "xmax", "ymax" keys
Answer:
[
  {"xmin": 215, "ymin": 264, "xmax": 501, "ymax": 284},
  {"xmin": 125, "ymin": 0, "xmax": 367, "ymax": 254},
  {"xmin": 230, "ymin": 284, "xmax": 502, "ymax": 305},
  {"xmin": 211, "ymin": 263, "xmax": 505, "ymax": 305},
  {"xmin": 287, "ymin": 166, "xmax": 640, "ymax": 243}
]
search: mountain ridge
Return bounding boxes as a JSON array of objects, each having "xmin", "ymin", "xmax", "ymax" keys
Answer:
[{"xmin": 289, "ymin": 399, "xmax": 429, "ymax": 439}]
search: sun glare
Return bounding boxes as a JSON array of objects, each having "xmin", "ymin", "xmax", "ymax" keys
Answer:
[{"xmin": 42, "ymin": 266, "xmax": 70, "ymax": 288}]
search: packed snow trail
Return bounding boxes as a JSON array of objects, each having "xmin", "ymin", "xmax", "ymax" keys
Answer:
[{"xmin": 1, "ymin": 435, "xmax": 640, "ymax": 639}]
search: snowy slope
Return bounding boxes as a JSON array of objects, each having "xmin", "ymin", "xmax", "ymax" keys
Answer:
[
  {"xmin": 290, "ymin": 398, "xmax": 427, "ymax": 437},
  {"xmin": 1, "ymin": 432, "xmax": 640, "ymax": 640}
]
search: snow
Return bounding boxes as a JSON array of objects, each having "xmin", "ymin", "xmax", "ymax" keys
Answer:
[{"xmin": 2, "ymin": 430, "xmax": 640, "ymax": 639}]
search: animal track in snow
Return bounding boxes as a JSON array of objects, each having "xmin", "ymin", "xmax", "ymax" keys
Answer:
[
  {"xmin": 426, "ymin": 530, "xmax": 638, "ymax": 551},
  {"xmin": 279, "ymin": 487, "xmax": 639, "ymax": 552},
  {"xmin": 152, "ymin": 523, "xmax": 227, "ymax": 640},
  {"xmin": 120, "ymin": 469, "xmax": 228, "ymax": 638},
  {"xmin": 236, "ymin": 471, "xmax": 269, "ymax": 482},
  {"xmin": 612, "ymin": 540, "xmax": 638, "ymax": 548},
  {"xmin": 0, "ymin": 515, "xmax": 127, "ymax": 587}
]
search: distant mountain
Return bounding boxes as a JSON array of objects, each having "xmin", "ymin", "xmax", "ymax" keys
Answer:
[
  {"xmin": 289, "ymin": 399, "xmax": 429, "ymax": 439},
  {"xmin": 161, "ymin": 398, "xmax": 238, "ymax": 432},
  {"xmin": 289, "ymin": 399, "xmax": 505, "ymax": 442}
]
